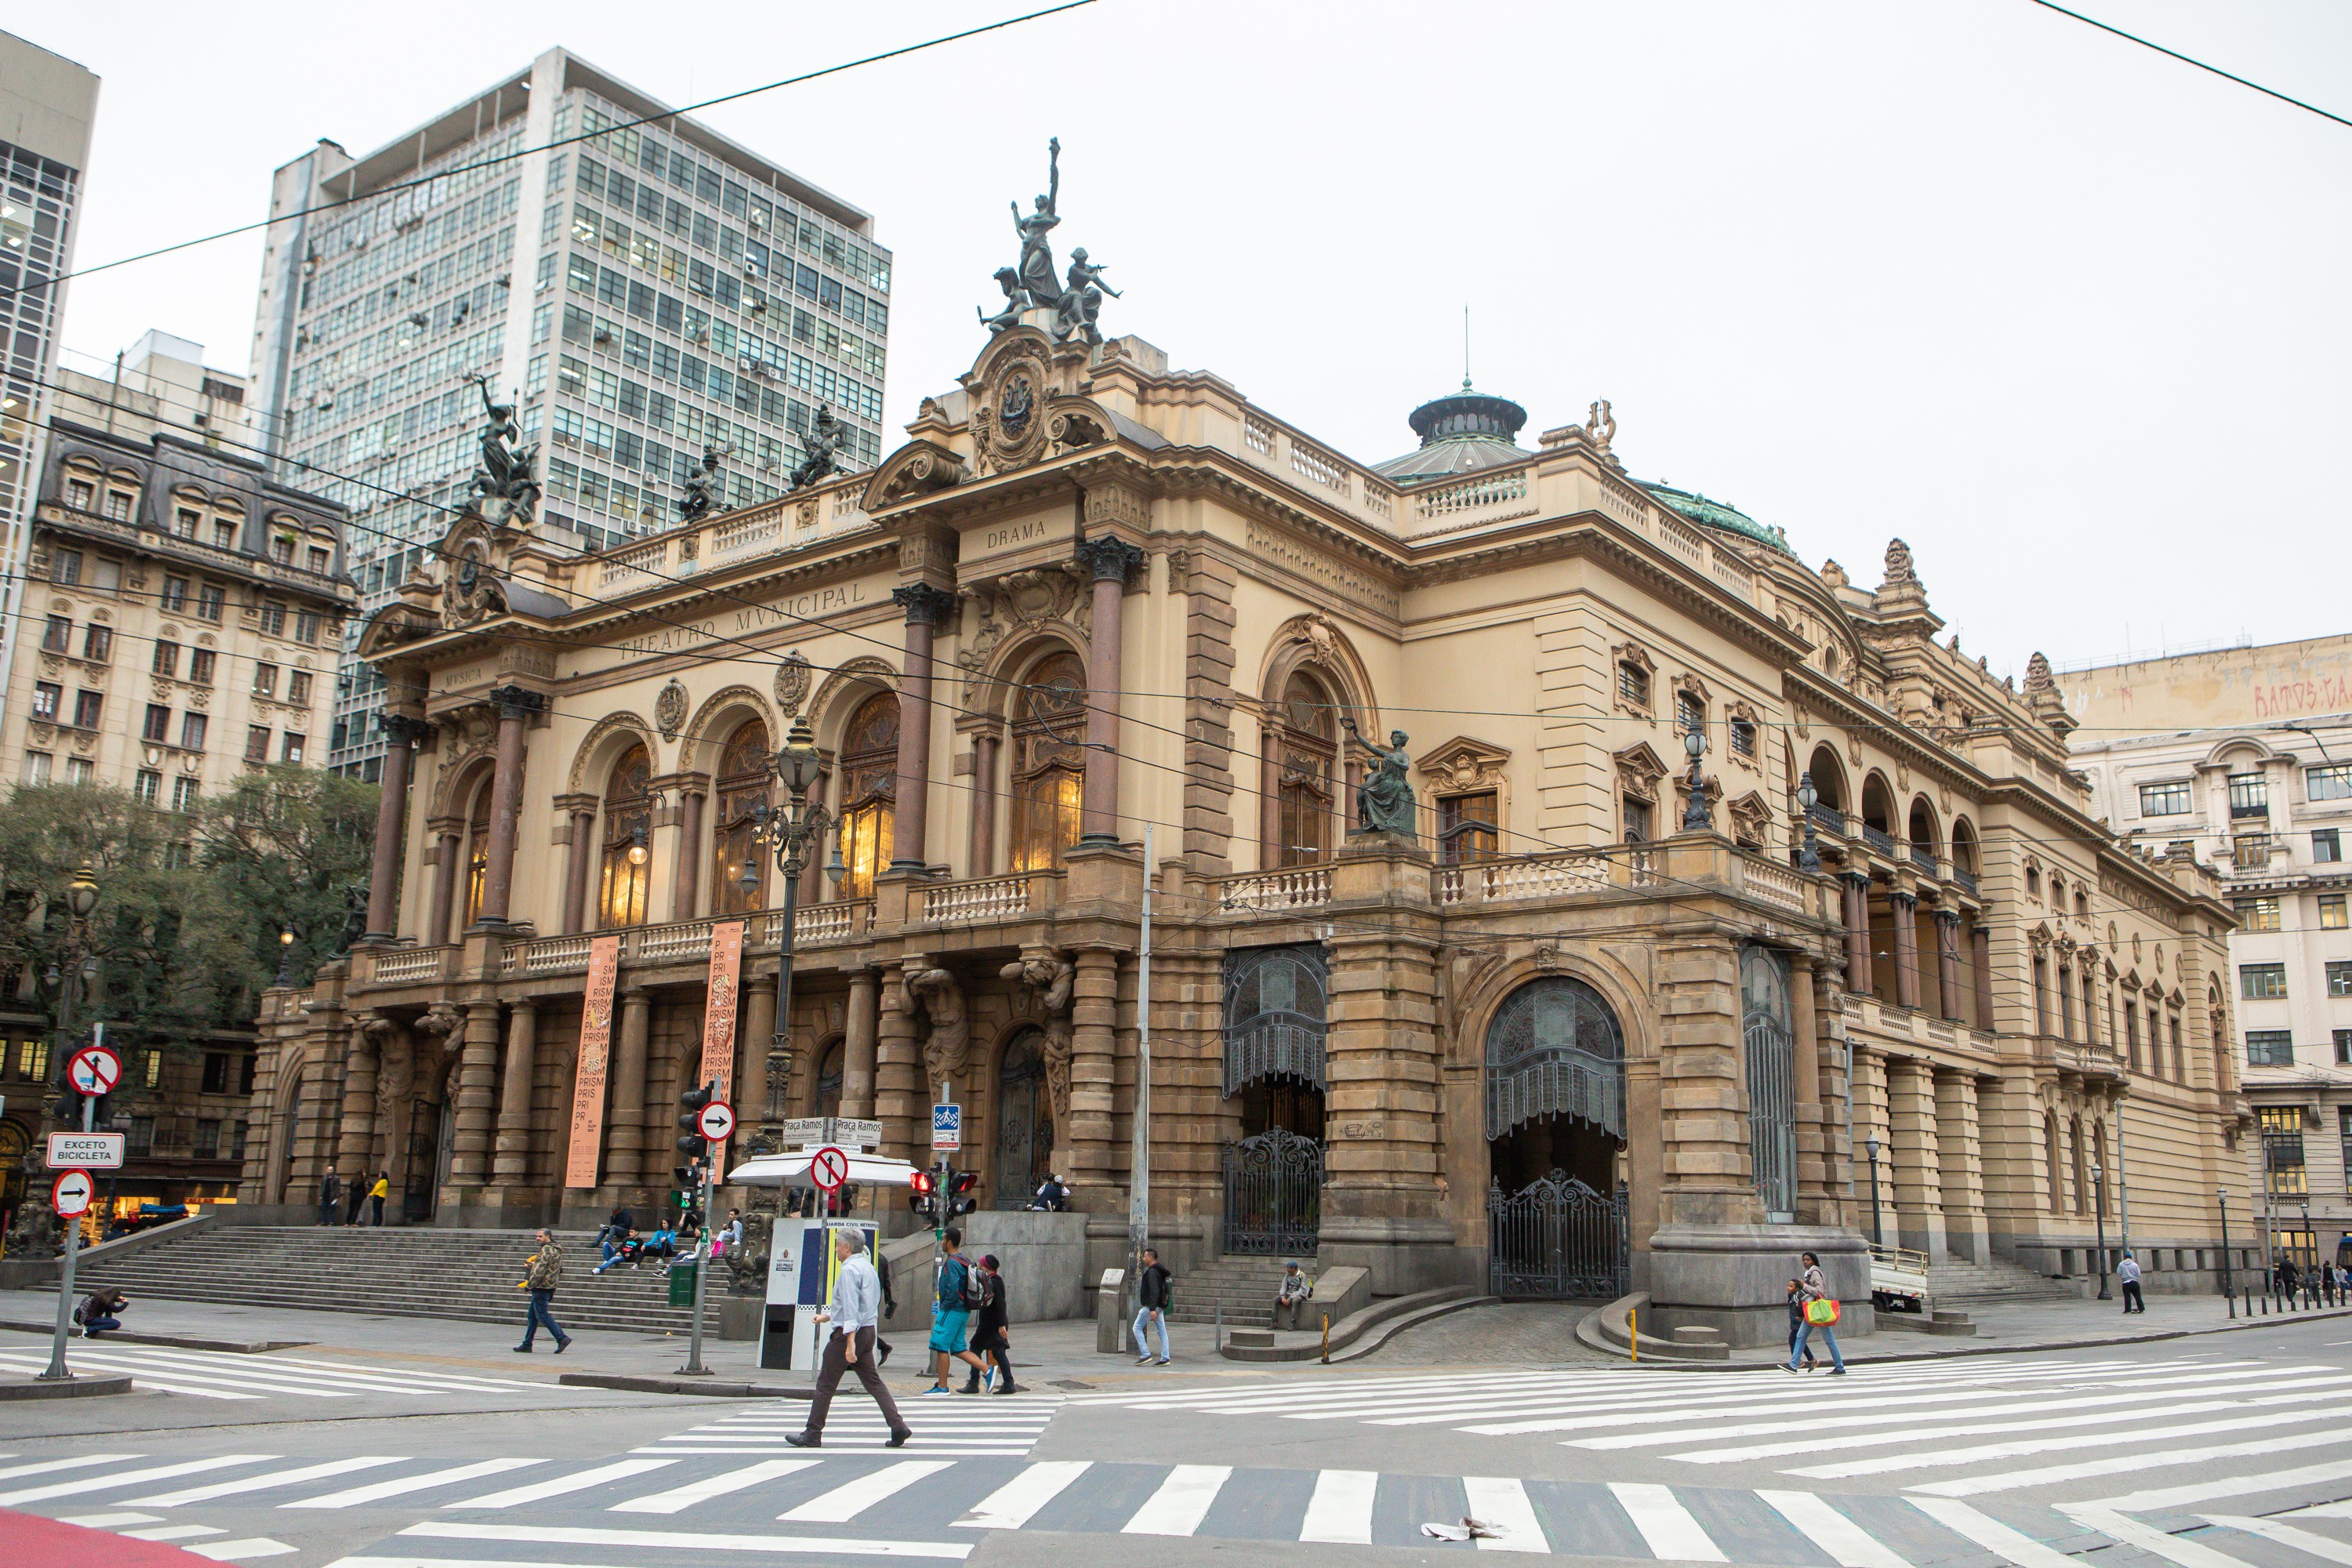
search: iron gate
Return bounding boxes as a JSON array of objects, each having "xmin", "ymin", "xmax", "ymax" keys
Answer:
[
  {"xmin": 1221, "ymin": 1127, "xmax": 1323, "ymax": 1256},
  {"xmin": 1486, "ymin": 1171, "xmax": 1628, "ymax": 1299},
  {"xmin": 1746, "ymin": 1011, "xmax": 1798, "ymax": 1222}
]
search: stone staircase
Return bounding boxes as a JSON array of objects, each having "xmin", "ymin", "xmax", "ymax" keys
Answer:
[
  {"xmin": 75, "ymin": 1224, "xmax": 698, "ymax": 1338},
  {"xmin": 1164, "ymin": 1255, "xmax": 1294, "ymax": 1330},
  {"xmin": 1926, "ymin": 1254, "xmax": 2085, "ymax": 1310}
]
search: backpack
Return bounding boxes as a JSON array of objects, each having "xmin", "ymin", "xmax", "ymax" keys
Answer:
[{"xmin": 960, "ymin": 1259, "xmax": 987, "ymax": 1311}]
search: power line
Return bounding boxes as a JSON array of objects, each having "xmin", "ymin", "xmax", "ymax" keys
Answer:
[
  {"xmin": 2027, "ymin": 1, "xmax": 2352, "ymax": 130},
  {"xmin": 0, "ymin": 2, "xmax": 1099, "ymax": 303}
]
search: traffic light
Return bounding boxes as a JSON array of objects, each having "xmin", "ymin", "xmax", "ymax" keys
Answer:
[
  {"xmin": 906, "ymin": 1167, "xmax": 936, "ymax": 1222},
  {"xmin": 949, "ymin": 1169, "xmax": 979, "ymax": 1220},
  {"xmin": 677, "ymin": 1080, "xmax": 714, "ymax": 1162}
]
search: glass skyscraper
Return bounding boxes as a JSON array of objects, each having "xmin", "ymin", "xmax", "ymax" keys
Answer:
[{"xmin": 245, "ymin": 48, "xmax": 891, "ymax": 779}]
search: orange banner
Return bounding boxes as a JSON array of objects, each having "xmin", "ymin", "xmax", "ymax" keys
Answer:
[
  {"xmin": 698, "ymin": 920, "xmax": 746, "ymax": 1174},
  {"xmin": 564, "ymin": 934, "xmax": 623, "ymax": 1189}
]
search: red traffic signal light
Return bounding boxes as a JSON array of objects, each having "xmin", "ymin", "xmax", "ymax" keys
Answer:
[
  {"xmin": 950, "ymin": 1171, "xmax": 979, "ymax": 1196},
  {"xmin": 909, "ymin": 1169, "xmax": 935, "ymax": 1196}
]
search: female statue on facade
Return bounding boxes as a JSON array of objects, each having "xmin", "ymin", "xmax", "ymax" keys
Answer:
[
  {"xmin": 1011, "ymin": 137, "xmax": 1062, "ymax": 310},
  {"xmin": 1341, "ymin": 718, "xmax": 1417, "ymax": 840}
]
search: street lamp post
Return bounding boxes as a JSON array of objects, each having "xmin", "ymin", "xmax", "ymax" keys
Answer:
[
  {"xmin": 2218, "ymin": 1186, "xmax": 2234, "ymax": 1314},
  {"xmin": 1864, "ymin": 1134, "xmax": 1884, "ymax": 1250},
  {"xmin": 1796, "ymin": 771, "xmax": 1823, "ymax": 873},
  {"xmin": 2092, "ymin": 1164, "xmax": 2111, "ymax": 1301},
  {"xmin": 743, "ymin": 717, "xmax": 837, "ymax": 1141},
  {"xmin": 1681, "ymin": 724, "xmax": 1711, "ymax": 832},
  {"xmin": 274, "ymin": 925, "xmax": 298, "ymax": 989},
  {"xmin": 39, "ymin": 863, "xmax": 101, "ymax": 1383}
]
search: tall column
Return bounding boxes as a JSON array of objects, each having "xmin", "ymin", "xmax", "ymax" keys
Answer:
[
  {"xmin": 1885, "ymin": 1055, "xmax": 1946, "ymax": 1261},
  {"xmin": 1258, "ymin": 723, "xmax": 1283, "ymax": 869},
  {"xmin": 1842, "ymin": 873, "xmax": 1873, "ymax": 996},
  {"xmin": 607, "ymin": 986, "xmax": 652, "ymax": 1192},
  {"xmin": 336, "ymin": 1018, "xmax": 382, "ymax": 1175},
  {"xmin": 889, "ymin": 585, "xmax": 954, "ymax": 872},
  {"xmin": 841, "ymin": 967, "xmax": 881, "ymax": 1120},
  {"xmin": 557, "ymin": 799, "xmax": 597, "ymax": 935},
  {"xmin": 1789, "ymin": 953, "xmax": 1828, "ymax": 1217},
  {"xmin": 1075, "ymin": 535, "xmax": 1142, "ymax": 846},
  {"xmin": 970, "ymin": 733, "xmax": 1000, "ymax": 877},
  {"xmin": 492, "ymin": 999, "xmax": 537, "ymax": 1189},
  {"xmin": 1970, "ymin": 923, "xmax": 1994, "ymax": 1030},
  {"xmin": 739, "ymin": 975, "xmax": 778, "ymax": 1125},
  {"xmin": 1890, "ymin": 891, "xmax": 1921, "ymax": 1011},
  {"xmin": 445, "ymin": 1001, "xmax": 502, "ymax": 1191},
  {"xmin": 426, "ymin": 827, "xmax": 461, "ymax": 947},
  {"xmin": 1935, "ymin": 909, "xmax": 1963, "ymax": 1022},
  {"xmin": 672, "ymin": 786, "xmax": 706, "ymax": 921},
  {"xmin": 873, "ymin": 968, "xmax": 920, "ymax": 1158},
  {"xmin": 1065, "ymin": 946, "xmax": 1121, "ymax": 1203},
  {"xmin": 1934, "ymin": 1067, "xmax": 1987, "ymax": 1262},
  {"xmin": 477, "ymin": 685, "xmax": 543, "ymax": 925},
  {"xmin": 365, "ymin": 717, "xmax": 428, "ymax": 940}
]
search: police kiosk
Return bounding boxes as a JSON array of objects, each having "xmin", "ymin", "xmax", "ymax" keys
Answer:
[{"xmin": 725, "ymin": 1118, "xmax": 912, "ymax": 1372}]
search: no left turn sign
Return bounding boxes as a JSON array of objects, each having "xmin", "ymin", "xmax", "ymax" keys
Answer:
[
  {"xmin": 811, "ymin": 1145, "xmax": 850, "ymax": 1192},
  {"xmin": 67, "ymin": 1045, "xmax": 121, "ymax": 1097},
  {"xmin": 52, "ymin": 1168, "xmax": 95, "ymax": 1218}
]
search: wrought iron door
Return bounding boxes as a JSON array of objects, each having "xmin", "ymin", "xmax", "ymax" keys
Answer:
[
  {"xmin": 1741, "ymin": 946, "xmax": 1798, "ymax": 1222},
  {"xmin": 994, "ymin": 1031, "xmax": 1054, "ymax": 1208},
  {"xmin": 1486, "ymin": 1171, "xmax": 1628, "ymax": 1299},
  {"xmin": 1221, "ymin": 1127, "xmax": 1323, "ymax": 1255}
]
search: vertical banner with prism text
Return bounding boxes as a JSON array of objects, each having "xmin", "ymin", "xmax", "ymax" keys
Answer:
[
  {"xmin": 564, "ymin": 934, "xmax": 623, "ymax": 1189},
  {"xmin": 697, "ymin": 920, "xmax": 746, "ymax": 1175}
]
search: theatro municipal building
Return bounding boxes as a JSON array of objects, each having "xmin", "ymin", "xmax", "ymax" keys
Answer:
[{"xmin": 238, "ymin": 157, "xmax": 2255, "ymax": 1341}]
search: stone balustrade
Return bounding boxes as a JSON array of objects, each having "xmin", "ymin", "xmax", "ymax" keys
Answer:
[
  {"xmin": 920, "ymin": 873, "xmax": 1039, "ymax": 926},
  {"xmin": 1218, "ymin": 866, "xmax": 1332, "ymax": 913},
  {"xmin": 370, "ymin": 946, "xmax": 452, "ymax": 985}
]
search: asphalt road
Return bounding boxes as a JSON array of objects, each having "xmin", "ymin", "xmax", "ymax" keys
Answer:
[{"xmin": 8, "ymin": 1313, "xmax": 2352, "ymax": 1567}]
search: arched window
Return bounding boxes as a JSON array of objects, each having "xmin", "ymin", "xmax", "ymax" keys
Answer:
[
  {"xmin": 712, "ymin": 718, "xmax": 771, "ymax": 915},
  {"xmin": 2070, "ymin": 1114, "xmax": 2089, "ymax": 1215},
  {"xmin": 1273, "ymin": 670, "xmax": 1338, "ymax": 867},
  {"xmin": 836, "ymin": 693, "xmax": 898, "ymax": 898},
  {"xmin": 2045, "ymin": 1111, "xmax": 2063, "ymax": 1214},
  {"xmin": 462, "ymin": 776, "xmax": 492, "ymax": 926},
  {"xmin": 1951, "ymin": 819, "xmax": 1979, "ymax": 878},
  {"xmin": 809, "ymin": 1038, "xmax": 844, "ymax": 1120},
  {"xmin": 1485, "ymin": 977, "xmax": 1625, "ymax": 1142},
  {"xmin": 1907, "ymin": 799, "xmax": 1938, "ymax": 861},
  {"xmin": 1010, "ymin": 651, "xmax": 1086, "ymax": 873},
  {"xmin": 1860, "ymin": 775, "xmax": 1895, "ymax": 838},
  {"xmin": 597, "ymin": 743, "xmax": 654, "ymax": 927}
]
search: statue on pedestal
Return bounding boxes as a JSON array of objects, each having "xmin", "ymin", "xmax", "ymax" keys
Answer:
[
  {"xmin": 678, "ymin": 445, "xmax": 728, "ymax": 523},
  {"xmin": 464, "ymin": 374, "xmax": 540, "ymax": 523},
  {"xmin": 1341, "ymin": 718, "xmax": 1417, "ymax": 840},
  {"xmin": 1011, "ymin": 137, "xmax": 1062, "ymax": 310},
  {"xmin": 787, "ymin": 405, "xmax": 844, "ymax": 492},
  {"xmin": 1053, "ymin": 249, "xmax": 1121, "ymax": 345}
]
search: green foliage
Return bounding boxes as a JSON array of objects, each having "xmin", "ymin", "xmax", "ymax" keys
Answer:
[{"xmin": 0, "ymin": 768, "xmax": 379, "ymax": 1049}]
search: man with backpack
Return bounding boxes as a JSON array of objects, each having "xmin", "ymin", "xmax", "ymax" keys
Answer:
[
  {"xmin": 1134, "ymin": 1247, "xmax": 1173, "ymax": 1365},
  {"xmin": 920, "ymin": 1227, "xmax": 991, "ymax": 1396}
]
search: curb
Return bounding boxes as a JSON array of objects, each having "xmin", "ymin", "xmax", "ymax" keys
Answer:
[
  {"xmin": 0, "ymin": 1321, "xmax": 310, "ymax": 1354},
  {"xmin": 0, "ymin": 1373, "xmax": 136, "ymax": 1400},
  {"xmin": 1606, "ymin": 1301, "xmax": 2352, "ymax": 1372},
  {"xmin": 558, "ymin": 1370, "xmax": 815, "ymax": 1399},
  {"xmin": 1329, "ymin": 1290, "xmax": 1496, "ymax": 1363}
]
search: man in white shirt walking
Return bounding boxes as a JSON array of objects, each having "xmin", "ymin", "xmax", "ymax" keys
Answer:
[
  {"xmin": 787, "ymin": 1230, "xmax": 912, "ymax": 1449},
  {"xmin": 2118, "ymin": 1250, "xmax": 2145, "ymax": 1314}
]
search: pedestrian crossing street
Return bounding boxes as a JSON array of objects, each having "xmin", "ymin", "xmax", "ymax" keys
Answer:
[
  {"xmin": 16, "ymin": 1434, "xmax": 2352, "ymax": 1566},
  {"xmin": 0, "ymin": 1341, "xmax": 572, "ymax": 1403},
  {"xmin": 1074, "ymin": 1352, "xmax": 2352, "ymax": 1493}
]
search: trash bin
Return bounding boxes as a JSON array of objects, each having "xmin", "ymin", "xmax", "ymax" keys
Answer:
[
  {"xmin": 760, "ymin": 1305, "xmax": 795, "ymax": 1370},
  {"xmin": 668, "ymin": 1261, "xmax": 697, "ymax": 1307}
]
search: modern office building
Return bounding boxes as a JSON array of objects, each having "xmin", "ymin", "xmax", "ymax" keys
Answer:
[
  {"xmin": 2066, "ymin": 634, "xmax": 2352, "ymax": 1276},
  {"xmin": 245, "ymin": 47, "xmax": 892, "ymax": 779},
  {"xmin": 79, "ymin": 328, "xmax": 260, "ymax": 452},
  {"xmin": 0, "ymin": 31, "xmax": 100, "ymax": 746}
]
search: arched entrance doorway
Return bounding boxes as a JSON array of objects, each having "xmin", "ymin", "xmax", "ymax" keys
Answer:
[
  {"xmin": 278, "ymin": 1069, "xmax": 303, "ymax": 1204},
  {"xmin": 1220, "ymin": 944, "xmax": 1327, "ymax": 1255},
  {"xmin": 993, "ymin": 1029, "xmax": 1054, "ymax": 1207},
  {"xmin": 1743, "ymin": 946, "xmax": 1798, "ymax": 1223},
  {"xmin": 1484, "ymin": 976, "xmax": 1628, "ymax": 1298}
]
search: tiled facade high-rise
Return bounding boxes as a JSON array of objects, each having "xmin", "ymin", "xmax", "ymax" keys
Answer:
[
  {"xmin": 0, "ymin": 31, "xmax": 100, "ymax": 742},
  {"xmin": 245, "ymin": 48, "xmax": 891, "ymax": 780}
]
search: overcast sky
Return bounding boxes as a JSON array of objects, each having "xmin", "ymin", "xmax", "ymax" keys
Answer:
[{"xmin": 19, "ymin": 1, "xmax": 2350, "ymax": 678}]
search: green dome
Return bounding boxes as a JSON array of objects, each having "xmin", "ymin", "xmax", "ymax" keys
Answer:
[{"xmin": 1642, "ymin": 482, "xmax": 1795, "ymax": 556}]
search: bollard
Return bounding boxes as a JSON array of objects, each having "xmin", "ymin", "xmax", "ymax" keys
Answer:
[
  {"xmin": 1628, "ymin": 1306, "xmax": 1639, "ymax": 1363},
  {"xmin": 1215, "ymin": 1303, "xmax": 1224, "ymax": 1357},
  {"xmin": 1321, "ymin": 1312, "xmax": 1330, "ymax": 1365}
]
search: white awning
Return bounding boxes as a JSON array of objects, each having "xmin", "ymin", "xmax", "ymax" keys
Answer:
[{"xmin": 726, "ymin": 1150, "xmax": 917, "ymax": 1189}]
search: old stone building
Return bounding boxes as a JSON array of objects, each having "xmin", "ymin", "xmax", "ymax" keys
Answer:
[{"xmin": 238, "ymin": 300, "xmax": 2252, "ymax": 1338}]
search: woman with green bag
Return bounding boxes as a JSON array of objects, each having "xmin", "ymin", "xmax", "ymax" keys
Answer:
[{"xmin": 1786, "ymin": 1250, "xmax": 1847, "ymax": 1374}]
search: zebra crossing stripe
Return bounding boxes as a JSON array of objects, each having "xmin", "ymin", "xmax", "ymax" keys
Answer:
[
  {"xmin": 1756, "ymin": 1490, "xmax": 1913, "ymax": 1568},
  {"xmin": 2077, "ymin": 1451, "xmax": 2352, "ymax": 1514},
  {"xmin": 0, "ymin": 1454, "xmax": 278, "ymax": 1507},
  {"xmin": 1788, "ymin": 1403, "xmax": 2352, "ymax": 1479},
  {"xmin": 0, "ymin": 1350, "xmax": 270, "ymax": 1400},
  {"xmin": 615, "ymin": 1458, "xmax": 819, "ymax": 1513},
  {"xmin": 2203, "ymin": 1515, "xmax": 2352, "ymax": 1566},
  {"xmin": 953, "ymin": 1461, "xmax": 1093, "ymax": 1530},
  {"xmin": 1907, "ymin": 1429, "xmax": 2352, "ymax": 1498},
  {"xmin": 1905, "ymin": 1498, "xmax": 2077, "ymax": 1568},
  {"xmin": 0, "ymin": 1454, "xmax": 144, "ymax": 1484},
  {"xmin": 1122, "ymin": 1465, "xmax": 1232, "ymax": 1536},
  {"xmin": 182, "ymin": 1538, "xmax": 297, "ymax": 1561},
  {"xmin": 285, "ymin": 1458, "xmax": 544, "ymax": 1509},
  {"xmin": 1461, "ymin": 1475, "xmax": 1548, "ymax": 1553},
  {"xmin": 393, "ymin": 1519, "xmax": 974, "ymax": 1559},
  {"xmin": 2060, "ymin": 1506, "xmax": 2253, "ymax": 1568},
  {"xmin": 1610, "ymin": 1482, "xmax": 1727, "ymax": 1563},
  {"xmin": 121, "ymin": 1524, "xmax": 225, "ymax": 1541},
  {"xmin": 1301, "ymin": 1468, "xmax": 1379, "ymax": 1545},
  {"xmin": 446, "ymin": 1457, "xmax": 677, "ymax": 1508},
  {"xmin": 128, "ymin": 1456, "xmax": 405, "ymax": 1506},
  {"xmin": 780, "ymin": 1461, "xmax": 956, "ymax": 1523}
]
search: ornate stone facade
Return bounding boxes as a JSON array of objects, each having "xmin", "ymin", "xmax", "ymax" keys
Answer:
[{"xmin": 238, "ymin": 320, "xmax": 2247, "ymax": 1341}]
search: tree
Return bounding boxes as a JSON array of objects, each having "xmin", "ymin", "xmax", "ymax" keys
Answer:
[{"xmin": 191, "ymin": 764, "xmax": 380, "ymax": 999}]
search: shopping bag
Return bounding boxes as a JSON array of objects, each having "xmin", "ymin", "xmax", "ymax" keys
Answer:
[{"xmin": 1804, "ymin": 1296, "xmax": 1841, "ymax": 1326}]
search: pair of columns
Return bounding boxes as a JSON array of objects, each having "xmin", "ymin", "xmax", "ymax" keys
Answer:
[
  {"xmin": 889, "ymin": 533, "xmax": 1142, "ymax": 874},
  {"xmin": 1838, "ymin": 873, "xmax": 1974, "ymax": 1024},
  {"xmin": 1855, "ymin": 1049, "xmax": 1991, "ymax": 1262},
  {"xmin": 365, "ymin": 688, "xmax": 544, "ymax": 945}
]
